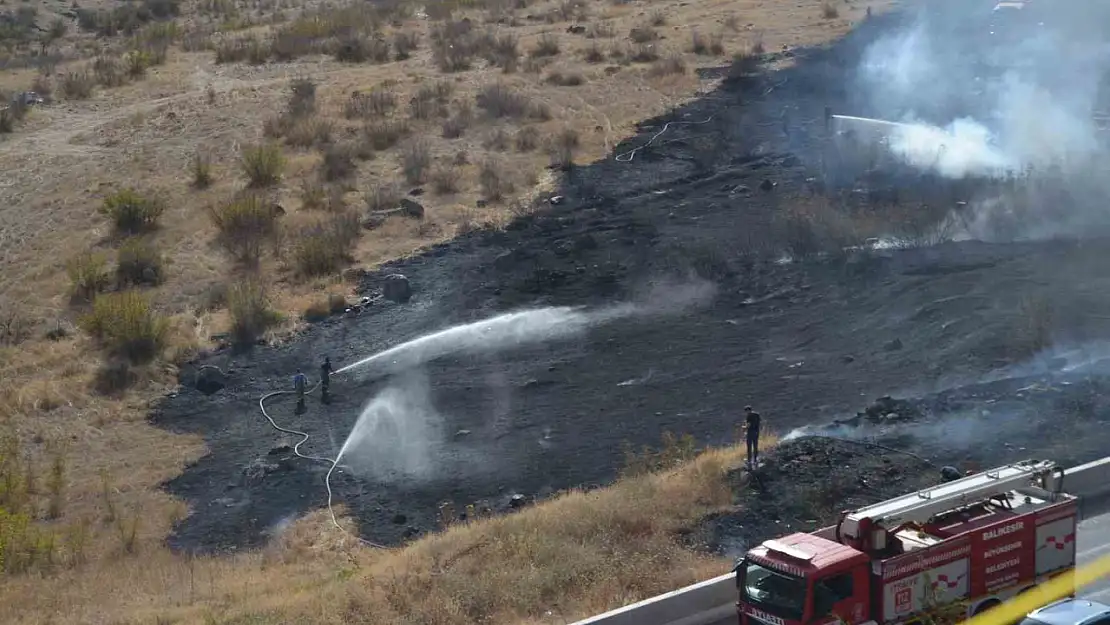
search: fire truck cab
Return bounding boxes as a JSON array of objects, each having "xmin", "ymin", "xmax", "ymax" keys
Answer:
[{"xmin": 736, "ymin": 460, "xmax": 1079, "ymax": 625}]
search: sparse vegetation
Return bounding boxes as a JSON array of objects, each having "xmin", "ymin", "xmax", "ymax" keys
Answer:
[
  {"xmin": 530, "ymin": 33, "xmax": 561, "ymax": 58},
  {"xmin": 66, "ymin": 252, "xmax": 112, "ymax": 302},
  {"xmin": 478, "ymin": 158, "xmax": 514, "ymax": 201},
  {"xmin": 240, "ymin": 143, "xmax": 285, "ymax": 187},
  {"xmin": 207, "ymin": 193, "xmax": 281, "ymax": 265},
  {"xmin": 226, "ymin": 279, "xmax": 281, "ymax": 344},
  {"xmin": 476, "ymin": 83, "xmax": 549, "ymax": 120},
  {"xmin": 60, "ymin": 70, "xmax": 95, "ymax": 100},
  {"xmin": 290, "ymin": 212, "xmax": 361, "ymax": 277},
  {"xmin": 648, "ymin": 54, "xmax": 687, "ymax": 77},
  {"xmin": 430, "ymin": 163, "xmax": 461, "ymax": 195},
  {"xmin": 400, "ymin": 138, "xmax": 433, "ymax": 185},
  {"xmin": 191, "ymin": 152, "xmax": 213, "ymax": 189},
  {"xmin": 365, "ymin": 181, "xmax": 403, "ymax": 213},
  {"xmin": 115, "ymin": 238, "xmax": 165, "ymax": 287},
  {"xmin": 99, "ymin": 189, "xmax": 165, "ymax": 234},
  {"xmin": 80, "ymin": 290, "xmax": 169, "ymax": 364}
]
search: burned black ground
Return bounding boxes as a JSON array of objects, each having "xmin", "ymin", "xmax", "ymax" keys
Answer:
[
  {"xmin": 152, "ymin": 2, "xmax": 1110, "ymax": 552},
  {"xmin": 706, "ymin": 366, "xmax": 1110, "ymax": 557}
]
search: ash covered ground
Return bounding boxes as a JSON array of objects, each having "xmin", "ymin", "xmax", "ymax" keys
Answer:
[{"xmin": 152, "ymin": 0, "xmax": 1110, "ymax": 552}]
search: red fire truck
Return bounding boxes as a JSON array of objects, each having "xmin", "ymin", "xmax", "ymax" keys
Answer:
[{"xmin": 735, "ymin": 460, "xmax": 1078, "ymax": 625}]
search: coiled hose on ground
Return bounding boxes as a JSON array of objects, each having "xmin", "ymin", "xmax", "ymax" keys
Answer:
[{"xmin": 198, "ymin": 365, "xmax": 386, "ymax": 549}]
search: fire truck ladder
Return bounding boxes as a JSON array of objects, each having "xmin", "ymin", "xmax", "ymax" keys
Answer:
[{"xmin": 845, "ymin": 459, "xmax": 1058, "ymax": 528}]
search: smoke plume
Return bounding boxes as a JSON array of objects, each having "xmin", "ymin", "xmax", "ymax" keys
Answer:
[{"xmin": 847, "ymin": 2, "xmax": 1110, "ymax": 240}]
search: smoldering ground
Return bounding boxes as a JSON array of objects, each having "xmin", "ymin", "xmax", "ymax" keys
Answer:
[{"xmin": 845, "ymin": 0, "xmax": 1110, "ymax": 241}]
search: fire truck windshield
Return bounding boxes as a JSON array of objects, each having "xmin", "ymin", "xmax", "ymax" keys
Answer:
[{"xmin": 741, "ymin": 561, "xmax": 807, "ymax": 621}]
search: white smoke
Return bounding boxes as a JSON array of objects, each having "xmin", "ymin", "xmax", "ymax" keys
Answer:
[{"xmin": 848, "ymin": 5, "xmax": 1110, "ymax": 239}]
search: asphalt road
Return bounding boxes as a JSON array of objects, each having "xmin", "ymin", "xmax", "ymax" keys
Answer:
[{"xmin": 707, "ymin": 512, "xmax": 1110, "ymax": 625}]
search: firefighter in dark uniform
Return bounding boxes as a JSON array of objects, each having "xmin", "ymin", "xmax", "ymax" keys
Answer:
[
  {"xmin": 320, "ymin": 357, "xmax": 333, "ymax": 404},
  {"xmin": 293, "ymin": 369, "xmax": 308, "ymax": 412},
  {"xmin": 744, "ymin": 405, "xmax": 762, "ymax": 467}
]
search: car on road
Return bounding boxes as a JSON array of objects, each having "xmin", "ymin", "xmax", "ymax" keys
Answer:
[{"xmin": 1020, "ymin": 599, "xmax": 1110, "ymax": 625}]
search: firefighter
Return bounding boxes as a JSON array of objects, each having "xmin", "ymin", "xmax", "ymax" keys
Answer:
[
  {"xmin": 320, "ymin": 356, "xmax": 333, "ymax": 404},
  {"xmin": 743, "ymin": 405, "xmax": 762, "ymax": 467},
  {"xmin": 293, "ymin": 369, "xmax": 308, "ymax": 411}
]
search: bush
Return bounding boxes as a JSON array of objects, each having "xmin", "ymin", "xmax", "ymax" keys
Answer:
[
  {"xmin": 478, "ymin": 159, "xmax": 514, "ymax": 201},
  {"xmin": 441, "ymin": 107, "xmax": 471, "ymax": 139},
  {"xmin": 100, "ymin": 188, "xmax": 164, "ymax": 234},
  {"xmin": 822, "ymin": 2, "xmax": 839, "ymax": 18},
  {"xmin": 530, "ymin": 33, "xmax": 560, "ymax": 58},
  {"xmin": 284, "ymin": 117, "xmax": 334, "ymax": 149},
  {"xmin": 648, "ymin": 54, "xmax": 686, "ymax": 77},
  {"xmin": 431, "ymin": 19, "xmax": 476, "ymax": 72},
  {"xmin": 80, "ymin": 290, "xmax": 169, "ymax": 363},
  {"xmin": 287, "ymin": 76, "xmax": 316, "ymax": 117},
  {"xmin": 0, "ymin": 108, "xmax": 17, "ymax": 134},
  {"xmin": 365, "ymin": 181, "xmax": 402, "ymax": 213},
  {"xmin": 408, "ymin": 81, "xmax": 453, "ymax": 120},
  {"xmin": 115, "ymin": 238, "xmax": 164, "ymax": 286},
  {"xmin": 400, "ymin": 139, "xmax": 432, "ymax": 185},
  {"xmin": 215, "ymin": 37, "xmax": 267, "ymax": 64},
  {"xmin": 393, "ymin": 30, "xmax": 419, "ymax": 60},
  {"xmin": 332, "ymin": 33, "xmax": 390, "ymax": 63},
  {"xmin": 430, "ymin": 164, "xmax": 460, "ymax": 195},
  {"xmin": 583, "ymin": 42, "xmax": 605, "ymax": 63},
  {"xmin": 363, "ymin": 120, "xmax": 409, "ymax": 150},
  {"xmin": 191, "ymin": 152, "xmax": 213, "ymax": 188},
  {"xmin": 60, "ymin": 70, "xmax": 95, "ymax": 100},
  {"xmin": 226, "ymin": 279, "xmax": 281, "ymax": 344},
  {"xmin": 515, "ymin": 126, "xmax": 540, "ymax": 152},
  {"xmin": 688, "ymin": 30, "xmax": 726, "ymax": 56},
  {"xmin": 479, "ymin": 31, "xmax": 519, "ymax": 70},
  {"xmin": 240, "ymin": 143, "xmax": 285, "ymax": 187},
  {"xmin": 67, "ymin": 252, "xmax": 111, "ymax": 301},
  {"xmin": 545, "ymin": 71, "xmax": 584, "ymax": 86},
  {"xmin": 321, "ymin": 142, "xmax": 359, "ymax": 181},
  {"xmin": 476, "ymin": 83, "xmax": 542, "ymax": 119},
  {"xmin": 290, "ymin": 212, "xmax": 361, "ymax": 277},
  {"xmin": 548, "ymin": 127, "xmax": 579, "ymax": 169},
  {"xmin": 345, "ymin": 89, "xmax": 396, "ymax": 119},
  {"xmin": 207, "ymin": 193, "xmax": 281, "ymax": 264}
]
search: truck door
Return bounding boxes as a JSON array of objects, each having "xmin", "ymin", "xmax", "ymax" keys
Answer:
[{"xmin": 811, "ymin": 566, "xmax": 869, "ymax": 625}]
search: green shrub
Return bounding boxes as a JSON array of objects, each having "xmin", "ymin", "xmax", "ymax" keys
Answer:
[
  {"xmin": 99, "ymin": 188, "xmax": 164, "ymax": 234},
  {"xmin": 240, "ymin": 143, "xmax": 285, "ymax": 187},
  {"xmin": 66, "ymin": 252, "xmax": 111, "ymax": 301},
  {"xmin": 227, "ymin": 279, "xmax": 282, "ymax": 344},
  {"xmin": 207, "ymin": 193, "xmax": 280, "ymax": 264},
  {"xmin": 115, "ymin": 238, "xmax": 164, "ymax": 286},
  {"xmin": 80, "ymin": 290, "xmax": 169, "ymax": 363}
]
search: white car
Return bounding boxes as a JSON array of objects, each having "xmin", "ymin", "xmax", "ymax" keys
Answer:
[{"xmin": 1020, "ymin": 599, "xmax": 1110, "ymax": 625}]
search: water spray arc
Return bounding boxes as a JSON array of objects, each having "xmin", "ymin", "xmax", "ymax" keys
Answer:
[{"xmin": 234, "ymin": 305, "xmax": 643, "ymax": 547}]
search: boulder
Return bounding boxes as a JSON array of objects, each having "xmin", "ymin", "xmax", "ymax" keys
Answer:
[
  {"xmin": 195, "ymin": 366, "xmax": 227, "ymax": 395},
  {"xmin": 382, "ymin": 274, "xmax": 412, "ymax": 303},
  {"xmin": 400, "ymin": 198, "xmax": 425, "ymax": 219}
]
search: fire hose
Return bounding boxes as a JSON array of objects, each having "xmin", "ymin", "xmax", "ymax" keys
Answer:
[{"xmin": 198, "ymin": 365, "xmax": 387, "ymax": 549}]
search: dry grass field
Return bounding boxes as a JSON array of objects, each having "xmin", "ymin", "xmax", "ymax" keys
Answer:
[{"xmin": 0, "ymin": 0, "xmax": 869, "ymax": 620}]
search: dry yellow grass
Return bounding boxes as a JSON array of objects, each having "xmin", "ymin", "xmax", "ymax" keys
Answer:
[
  {"xmin": 0, "ymin": 0, "xmax": 877, "ymax": 619},
  {"xmin": 3, "ymin": 436, "xmax": 771, "ymax": 624}
]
